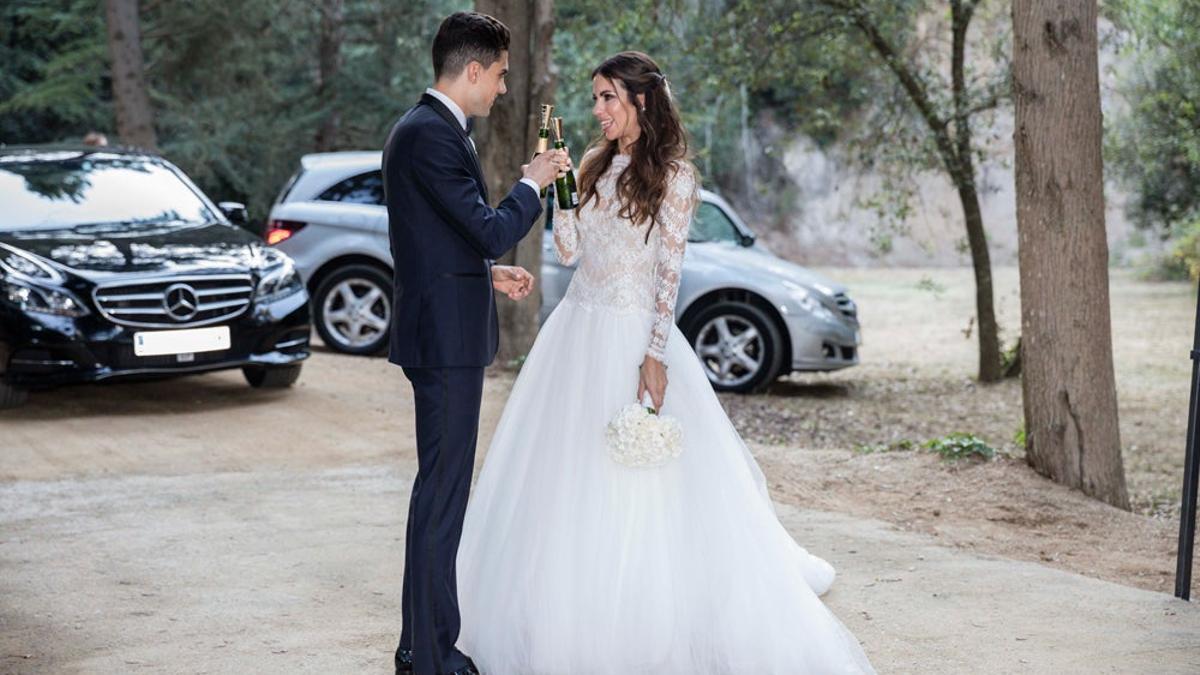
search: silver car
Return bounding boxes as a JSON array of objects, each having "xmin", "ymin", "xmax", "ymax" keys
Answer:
[{"xmin": 267, "ymin": 152, "xmax": 860, "ymax": 392}]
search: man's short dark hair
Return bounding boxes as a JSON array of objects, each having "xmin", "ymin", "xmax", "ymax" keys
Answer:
[{"xmin": 432, "ymin": 12, "xmax": 510, "ymax": 81}]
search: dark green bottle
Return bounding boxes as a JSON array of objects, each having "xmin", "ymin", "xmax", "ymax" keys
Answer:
[{"xmin": 552, "ymin": 117, "xmax": 580, "ymax": 210}]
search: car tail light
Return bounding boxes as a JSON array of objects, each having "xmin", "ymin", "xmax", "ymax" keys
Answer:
[{"xmin": 265, "ymin": 219, "xmax": 306, "ymax": 245}]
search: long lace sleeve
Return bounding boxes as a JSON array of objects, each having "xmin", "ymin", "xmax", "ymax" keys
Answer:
[
  {"xmin": 552, "ymin": 204, "xmax": 581, "ymax": 265},
  {"xmin": 646, "ymin": 162, "xmax": 698, "ymax": 362}
]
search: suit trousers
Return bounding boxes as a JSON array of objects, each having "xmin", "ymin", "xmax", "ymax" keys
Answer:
[{"xmin": 397, "ymin": 366, "xmax": 485, "ymax": 675}]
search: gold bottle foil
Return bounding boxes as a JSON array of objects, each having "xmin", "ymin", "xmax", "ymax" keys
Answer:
[{"xmin": 534, "ymin": 103, "xmax": 555, "ymax": 155}]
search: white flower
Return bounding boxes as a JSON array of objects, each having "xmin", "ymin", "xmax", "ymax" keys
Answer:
[{"xmin": 605, "ymin": 403, "xmax": 683, "ymax": 468}]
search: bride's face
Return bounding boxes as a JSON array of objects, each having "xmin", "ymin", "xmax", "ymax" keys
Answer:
[{"xmin": 592, "ymin": 75, "xmax": 642, "ymax": 149}]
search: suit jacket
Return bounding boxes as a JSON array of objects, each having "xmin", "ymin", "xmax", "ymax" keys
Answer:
[{"xmin": 382, "ymin": 94, "xmax": 542, "ymax": 368}]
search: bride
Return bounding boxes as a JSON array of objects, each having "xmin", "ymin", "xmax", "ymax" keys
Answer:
[{"xmin": 456, "ymin": 51, "xmax": 877, "ymax": 674}]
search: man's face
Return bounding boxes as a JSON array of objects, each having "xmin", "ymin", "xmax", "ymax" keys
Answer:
[{"xmin": 468, "ymin": 51, "xmax": 509, "ymax": 117}]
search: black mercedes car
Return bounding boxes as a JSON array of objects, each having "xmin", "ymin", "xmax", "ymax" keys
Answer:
[{"xmin": 0, "ymin": 146, "xmax": 311, "ymax": 408}]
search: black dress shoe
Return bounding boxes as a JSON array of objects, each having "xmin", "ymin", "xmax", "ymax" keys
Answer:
[{"xmin": 394, "ymin": 647, "xmax": 413, "ymax": 674}]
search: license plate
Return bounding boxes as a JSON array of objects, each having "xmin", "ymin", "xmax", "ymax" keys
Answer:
[{"xmin": 133, "ymin": 326, "xmax": 231, "ymax": 357}]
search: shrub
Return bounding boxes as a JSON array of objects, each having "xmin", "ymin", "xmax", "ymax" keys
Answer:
[{"xmin": 923, "ymin": 433, "xmax": 996, "ymax": 461}]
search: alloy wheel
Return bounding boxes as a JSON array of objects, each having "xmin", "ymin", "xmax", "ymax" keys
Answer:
[
  {"xmin": 693, "ymin": 314, "xmax": 764, "ymax": 388},
  {"xmin": 321, "ymin": 278, "xmax": 389, "ymax": 349}
]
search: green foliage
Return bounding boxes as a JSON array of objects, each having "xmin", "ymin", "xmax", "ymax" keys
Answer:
[
  {"xmin": 915, "ymin": 275, "xmax": 947, "ymax": 297},
  {"xmin": 923, "ymin": 432, "xmax": 996, "ymax": 461},
  {"xmin": 1, "ymin": 0, "xmax": 1006, "ymax": 239},
  {"xmin": 553, "ymin": 0, "xmax": 882, "ymax": 212},
  {"xmin": 858, "ymin": 433, "xmax": 996, "ymax": 460},
  {"xmin": 1000, "ymin": 336, "xmax": 1021, "ymax": 378},
  {"xmin": 0, "ymin": 0, "xmax": 461, "ymax": 223},
  {"xmin": 144, "ymin": 0, "xmax": 462, "ymax": 220},
  {"xmin": 1107, "ymin": 0, "xmax": 1200, "ymax": 274},
  {"xmin": 0, "ymin": 0, "xmax": 111, "ymax": 143},
  {"xmin": 1150, "ymin": 215, "xmax": 1200, "ymax": 281},
  {"xmin": 1013, "ymin": 424, "xmax": 1025, "ymax": 449}
]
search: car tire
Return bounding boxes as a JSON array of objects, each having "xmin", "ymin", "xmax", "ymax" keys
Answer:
[
  {"xmin": 312, "ymin": 264, "xmax": 392, "ymax": 356},
  {"xmin": 243, "ymin": 364, "xmax": 303, "ymax": 388},
  {"xmin": 0, "ymin": 380, "xmax": 29, "ymax": 409},
  {"xmin": 683, "ymin": 301, "xmax": 784, "ymax": 394}
]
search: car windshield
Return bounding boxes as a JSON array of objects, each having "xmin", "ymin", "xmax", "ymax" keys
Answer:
[
  {"xmin": 689, "ymin": 202, "xmax": 742, "ymax": 243},
  {"xmin": 0, "ymin": 151, "xmax": 217, "ymax": 232}
]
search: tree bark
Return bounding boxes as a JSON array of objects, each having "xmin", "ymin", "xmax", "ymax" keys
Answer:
[
  {"xmin": 315, "ymin": 0, "xmax": 344, "ymax": 152},
  {"xmin": 104, "ymin": 0, "xmax": 157, "ymax": 150},
  {"xmin": 957, "ymin": 173, "xmax": 1003, "ymax": 382},
  {"xmin": 950, "ymin": 0, "xmax": 1002, "ymax": 383},
  {"xmin": 474, "ymin": 0, "xmax": 556, "ymax": 365},
  {"xmin": 1012, "ymin": 0, "xmax": 1129, "ymax": 508}
]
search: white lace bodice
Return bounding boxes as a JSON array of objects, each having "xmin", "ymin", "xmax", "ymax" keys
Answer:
[{"xmin": 552, "ymin": 154, "xmax": 699, "ymax": 362}]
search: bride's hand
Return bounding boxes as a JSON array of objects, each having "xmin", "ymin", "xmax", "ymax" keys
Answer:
[{"xmin": 637, "ymin": 356, "xmax": 668, "ymax": 412}]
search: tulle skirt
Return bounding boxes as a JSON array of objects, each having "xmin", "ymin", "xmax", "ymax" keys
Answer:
[{"xmin": 456, "ymin": 298, "xmax": 876, "ymax": 674}]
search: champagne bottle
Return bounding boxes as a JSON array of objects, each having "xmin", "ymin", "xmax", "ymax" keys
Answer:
[
  {"xmin": 552, "ymin": 117, "xmax": 580, "ymax": 210},
  {"xmin": 535, "ymin": 104, "xmax": 554, "ymax": 198}
]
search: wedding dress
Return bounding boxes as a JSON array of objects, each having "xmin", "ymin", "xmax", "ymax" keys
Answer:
[{"xmin": 456, "ymin": 154, "xmax": 876, "ymax": 674}]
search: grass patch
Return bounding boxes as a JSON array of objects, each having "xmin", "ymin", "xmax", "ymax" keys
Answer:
[{"xmin": 923, "ymin": 433, "xmax": 997, "ymax": 461}]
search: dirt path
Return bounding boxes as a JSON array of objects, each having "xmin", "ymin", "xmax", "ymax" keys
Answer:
[
  {"xmin": 2, "ymin": 265, "xmax": 1197, "ymax": 672},
  {"xmin": 2, "ymin": 464, "xmax": 1199, "ymax": 674},
  {"xmin": 3, "ymin": 344, "xmax": 1199, "ymax": 673}
]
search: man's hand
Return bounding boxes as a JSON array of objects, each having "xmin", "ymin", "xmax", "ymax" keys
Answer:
[
  {"xmin": 492, "ymin": 265, "xmax": 535, "ymax": 301},
  {"xmin": 522, "ymin": 148, "xmax": 570, "ymax": 190}
]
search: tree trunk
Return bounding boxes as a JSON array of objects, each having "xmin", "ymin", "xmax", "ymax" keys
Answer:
[
  {"xmin": 104, "ymin": 0, "xmax": 157, "ymax": 150},
  {"xmin": 958, "ymin": 178, "xmax": 1003, "ymax": 382},
  {"xmin": 474, "ymin": 0, "xmax": 556, "ymax": 365},
  {"xmin": 315, "ymin": 0, "xmax": 344, "ymax": 152},
  {"xmin": 950, "ymin": 0, "xmax": 1002, "ymax": 382},
  {"xmin": 1012, "ymin": 0, "xmax": 1129, "ymax": 508},
  {"xmin": 845, "ymin": 1, "xmax": 1003, "ymax": 382}
]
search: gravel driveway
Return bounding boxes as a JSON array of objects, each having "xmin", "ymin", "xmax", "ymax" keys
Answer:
[{"xmin": 2, "ymin": 327, "xmax": 1198, "ymax": 673}]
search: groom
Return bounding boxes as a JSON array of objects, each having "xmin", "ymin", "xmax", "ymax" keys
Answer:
[{"xmin": 381, "ymin": 11, "xmax": 568, "ymax": 675}]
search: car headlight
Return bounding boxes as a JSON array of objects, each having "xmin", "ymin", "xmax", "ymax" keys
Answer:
[
  {"xmin": 0, "ymin": 243, "xmax": 63, "ymax": 283},
  {"xmin": 256, "ymin": 255, "xmax": 304, "ymax": 304},
  {"xmin": 782, "ymin": 281, "xmax": 836, "ymax": 322},
  {"xmin": 0, "ymin": 276, "xmax": 88, "ymax": 317},
  {"xmin": 0, "ymin": 244, "xmax": 87, "ymax": 317}
]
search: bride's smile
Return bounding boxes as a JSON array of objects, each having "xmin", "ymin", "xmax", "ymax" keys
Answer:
[{"xmin": 592, "ymin": 75, "xmax": 642, "ymax": 151}]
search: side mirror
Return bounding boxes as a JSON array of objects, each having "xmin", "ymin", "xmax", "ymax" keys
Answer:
[
  {"xmin": 740, "ymin": 232, "xmax": 756, "ymax": 247},
  {"xmin": 219, "ymin": 201, "xmax": 249, "ymax": 227}
]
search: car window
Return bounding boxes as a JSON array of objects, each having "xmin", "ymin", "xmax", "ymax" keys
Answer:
[
  {"xmin": 0, "ymin": 152, "xmax": 218, "ymax": 231},
  {"xmin": 318, "ymin": 170, "xmax": 384, "ymax": 205},
  {"xmin": 690, "ymin": 201, "xmax": 740, "ymax": 243}
]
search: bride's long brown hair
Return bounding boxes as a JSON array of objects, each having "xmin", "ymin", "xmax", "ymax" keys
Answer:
[{"xmin": 577, "ymin": 51, "xmax": 694, "ymax": 244}]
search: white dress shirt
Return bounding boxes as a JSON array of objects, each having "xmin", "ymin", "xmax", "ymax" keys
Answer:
[{"xmin": 424, "ymin": 88, "xmax": 540, "ymax": 197}]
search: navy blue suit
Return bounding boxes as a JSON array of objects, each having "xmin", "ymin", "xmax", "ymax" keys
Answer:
[{"xmin": 382, "ymin": 94, "xmax": 541, "ymax": 675}]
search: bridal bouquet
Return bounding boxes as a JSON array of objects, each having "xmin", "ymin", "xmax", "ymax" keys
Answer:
[{"xmin": 605, "ymin": 397, "xmax": 683, "ymax": 468}]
